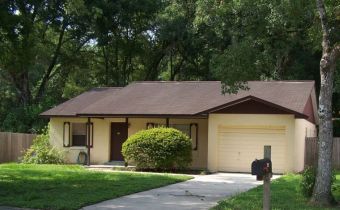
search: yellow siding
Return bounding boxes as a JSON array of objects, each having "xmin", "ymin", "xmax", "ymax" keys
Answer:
[
  {"xmin": 294, "ymin": 119, "xmax": 317, "ymax": 172},
  {"xmin": 208, "ymin": 114, "xmax": 296, "ymax": 173},
  {"xmin": 49, "ymin": 117, "xmax": 208, "ymax": 168},
  {"xmin": 50, "ymin": 117, "xmax": 125, "ymax": 164},
  {"xmin": 50, "ymin": 114, "xmax": 313, "ymax": 172}
]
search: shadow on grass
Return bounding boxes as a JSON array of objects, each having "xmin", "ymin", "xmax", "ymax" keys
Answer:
[{"xmin": 0, "ymin": 164, "xmax": 190, "ymax": 210}]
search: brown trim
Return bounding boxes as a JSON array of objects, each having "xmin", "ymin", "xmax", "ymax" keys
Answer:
[
  {"xmin": 63, "ymin": 122, "xmax": 71, "ymax": 147},
  {"xmin": 41, "ymin": 114, "xmax": 208, "ymax": 119},
  {"xmin": 75, "ymin": 114, "xmax": 208, "ymax": 118},
  {"xmin": 40, "ymin": 114, "xmax": 77, "ymax": 118},
  {"xmin": 190, "ymin": 123, "xmax": 198, "ymax": 150},
  {"xmin": 125, "ymin": 117, "xmax": 130, "ymax": 127},
  {"xmin": 303, "ymin": 96, "xmax": 316, "ymax": 124},
  {"xmin": 86, "ymin": 122, "xmax": 94, "ymax": 148},
  {"xmin": 87, "ymin": 117, "xmax": 91, "ymax": 166},
  {"xmin": 197, "ymin": 95, "xmax": 308, "ymax": 118},
  {"xmin": 166, "ymin": 118, "xmax": 169, "ymax": 127}
]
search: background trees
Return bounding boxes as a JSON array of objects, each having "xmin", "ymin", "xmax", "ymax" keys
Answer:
[{"xmin": 0, "ymin": 0, "xmax": 339, "ymax": 133}]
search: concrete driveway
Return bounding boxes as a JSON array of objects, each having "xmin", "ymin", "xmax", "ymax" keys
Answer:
[{"xmin": 82, "ymin": 173, "xmax": 280, "ymax": 210}]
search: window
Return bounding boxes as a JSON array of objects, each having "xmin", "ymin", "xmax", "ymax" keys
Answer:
[
  {"xmin": 146, "ymin": 122, "xmax": 198, "ymax": 150},
  {"xmin": 171, "ymin": 124, "xmax": 190, "ymax": 136},
  {"xmin": 72, "ymin": 123, "xmax": 87, "ymax": 146},
  {"xmin": 63, "ymin": 122, "xmax": 93, "ymax": 147}
]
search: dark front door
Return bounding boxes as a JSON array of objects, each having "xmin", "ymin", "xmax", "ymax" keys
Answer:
[{"xmin": 111, "ymin": 122, "xmax": 128, "ymax": 161}]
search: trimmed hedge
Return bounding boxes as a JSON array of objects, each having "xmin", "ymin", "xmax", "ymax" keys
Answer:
[{"xmin": 122, "ymin": 127, "xmax": 192, "ymax": 170}]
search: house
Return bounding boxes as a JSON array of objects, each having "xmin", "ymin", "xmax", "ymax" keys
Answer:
[{"xmin": 41, "ymin": 81, "xmax": 318, "ymax": 173}]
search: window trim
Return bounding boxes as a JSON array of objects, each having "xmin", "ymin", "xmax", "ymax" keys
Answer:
[
  {"xmin": 63, "ymin": 122, "xmax": 71, "ymax": 147},
  {"xmin": 190, "ymin": 123, "xmax": 198, "ymax": 151},
  {"xmin": 63, "ymin": 122, "xmax": 93, "ymax": 148},
  {"xmin": 86, "ymin": 122, "xmax": 94, "ymax": 148}
]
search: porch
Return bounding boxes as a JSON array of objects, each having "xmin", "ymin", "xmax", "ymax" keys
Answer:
[{"xmin": 49, "ymin": 117, "xmax": 208, "ymax": 169}]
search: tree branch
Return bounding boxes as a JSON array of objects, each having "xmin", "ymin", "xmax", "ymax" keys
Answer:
[
  {"xmin": 35, "ymin": 24, "xmax": 66, "ymax": 102},
  {"xmin": 316, "ymin": 0, "xmax": 331, "ymax": 53}
]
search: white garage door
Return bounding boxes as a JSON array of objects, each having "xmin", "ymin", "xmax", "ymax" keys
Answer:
[{"xmin": 217, "ymin": 125, "xmax": 287, "ymax": 173}]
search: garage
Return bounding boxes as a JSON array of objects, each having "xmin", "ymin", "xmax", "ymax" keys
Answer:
[{"xmin": 217, "ymin": 125, "xmax": 287, "ymax": 173}]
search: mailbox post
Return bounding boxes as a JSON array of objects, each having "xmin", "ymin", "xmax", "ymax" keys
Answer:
[
  {"xmin": 251, "ymin": 146, "xmax": 272, "ymax": 210},
  {"xmin": 263, "ymin": 146, "xmax": 271, "ymax": 210}
]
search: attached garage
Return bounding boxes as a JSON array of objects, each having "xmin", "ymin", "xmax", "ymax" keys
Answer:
[
  {"xmin": 208, "ymin": 111, "xmax": 314, "ymax": 174},
  {"xmin": 217, "ymin": 125, "xmax": 287, "ymax": 173}
]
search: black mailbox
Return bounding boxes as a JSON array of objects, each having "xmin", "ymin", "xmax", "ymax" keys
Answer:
[{"xmin": 251, "ymin": 158, "xmax": 272, "ymax": 176}]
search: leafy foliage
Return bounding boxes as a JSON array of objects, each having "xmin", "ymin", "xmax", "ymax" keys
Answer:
[
  {"xmin": 122, "ymin": 127, "xmax": 192, "ymax": 170},
  {"xmin": 300, "ymin": 166, "xmax": 336, "ymax": 198},
  {"xmin": 0, "ymin": 0, "xmax": 339, "ymax": 132},
  {"xmin": 300, "ymin": 166, "xmax": 317, "ymax": 198},
  {"xmin": 22, "ymin": 127, "xmax": 64, "ymax": 164}
]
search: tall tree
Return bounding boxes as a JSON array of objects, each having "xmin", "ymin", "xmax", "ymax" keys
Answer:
[{"xmin": 311, "ymin": 0, "xmax": 340, "ymax": 205}]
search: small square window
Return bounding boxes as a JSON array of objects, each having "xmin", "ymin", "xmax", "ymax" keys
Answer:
[{"xmin": 72, "ymin": 123, "xmax": 87, "ymax": 146}]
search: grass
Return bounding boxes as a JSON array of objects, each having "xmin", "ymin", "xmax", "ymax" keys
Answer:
[
  {"xmin": 0, "ymin": 163, "xmax": 191, "ymax": 210},
  {"xmin": 213, "ymin": 173, "xmax": 340, "ymax": 210}
]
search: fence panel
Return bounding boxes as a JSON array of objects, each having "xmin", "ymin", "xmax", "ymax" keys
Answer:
[
  {"xmin": 0, "ymin": 132, "xmax": 36, "ymax": 163},
  {"xmin": 305, "ymin": 137, "xmax": 340, "ymax": 169}
]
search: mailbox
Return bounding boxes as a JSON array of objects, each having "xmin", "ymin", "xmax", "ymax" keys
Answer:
[{"xmin": 251, "ymin": 158, "xmax": 272, "ymax": 177}]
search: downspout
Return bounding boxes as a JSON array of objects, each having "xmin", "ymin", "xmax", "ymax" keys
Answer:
[{"xmin": 87, "ymin": 117, "xmax": 91, "ymax": 166}]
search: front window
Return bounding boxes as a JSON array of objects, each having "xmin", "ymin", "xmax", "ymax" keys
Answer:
[
  {"xmin": 72, "ymin": 123, "xmax": 87, "ymax": 146},
  {"xmin": 63, "ymin": 122, "xmax": 93, "ymax": 147}
]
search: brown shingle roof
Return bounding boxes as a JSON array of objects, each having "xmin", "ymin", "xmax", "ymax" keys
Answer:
[
  {"xmin": 40, "ymin": 87, "xmax": 122, "ymax": 116},
  {"xmin": 40, "ymin": 81, "xmax": 315, "ymax": 118}
]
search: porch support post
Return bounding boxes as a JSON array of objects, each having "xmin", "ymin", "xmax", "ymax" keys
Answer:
[
  {"xmin": 87, "ymin": 117, "xmax": 91, "ymax": 166},
  {"xmin": 166, "ymin": 118, "xmax": 169, "ymax": 127}
]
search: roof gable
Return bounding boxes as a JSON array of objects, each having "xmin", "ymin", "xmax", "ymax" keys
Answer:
[{"xmin": 204, "ymin": 95, "xmax": 307, "ymax": 118}]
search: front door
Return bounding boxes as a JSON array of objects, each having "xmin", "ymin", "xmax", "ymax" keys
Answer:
[{"xmin": 110, "ymin": 122, "xmax": 128, "ymax": 161}]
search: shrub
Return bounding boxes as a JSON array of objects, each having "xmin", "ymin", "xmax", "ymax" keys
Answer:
[
  {"xmin": 22, "ymin": 127, "xmax": 64, "ymax": 164},
  {"xmin": 122, "ymin": 127, "xmax": 192, "ymax": 170},
  {"xmin": 300, "ymin": 166, "xmax": 316, "ymax": 197},
  {"xmin": 300, "ymin": 166, "xmax": 336, "ymax": 198}
]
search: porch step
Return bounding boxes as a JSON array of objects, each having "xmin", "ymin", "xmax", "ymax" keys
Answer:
[
  {"xmin": 105, "ymin": 161, "xmax": 125, "ymax": 166},
  {"xmin": 84, "ymin": 161, "xmax": 136, "ymax": 171}
]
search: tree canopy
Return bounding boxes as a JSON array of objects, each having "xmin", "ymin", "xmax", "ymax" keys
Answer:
[{"xmin": 0, "ymin": 0, "xmax": 339, "ymax": 133}]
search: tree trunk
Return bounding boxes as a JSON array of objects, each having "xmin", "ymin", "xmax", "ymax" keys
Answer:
[
  {"xmin": 311, "ymin": 62, "xmax": 335, "ymax": 205},
  {"xmin": 311, "ymin": 0, "xmax": 340, "ymax": 206}
]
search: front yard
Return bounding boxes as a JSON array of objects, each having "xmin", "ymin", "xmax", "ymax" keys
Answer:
[
  {"xmin": 0, "ymin": 163, "xmax": 191, "ymax": 210},
  {"xmin": 213, "ymin": 173, "xmax": 340, "ymax": 210}
]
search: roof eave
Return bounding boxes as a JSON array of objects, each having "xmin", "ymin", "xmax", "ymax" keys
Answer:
[{"xmin": 196, "ymin": 95, "xmax": 309, "ymax": 119}]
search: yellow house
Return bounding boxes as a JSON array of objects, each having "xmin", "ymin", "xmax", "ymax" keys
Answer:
[{"xmin": 41, "ymin": 81, "xmax": 318, "ymax": 173}]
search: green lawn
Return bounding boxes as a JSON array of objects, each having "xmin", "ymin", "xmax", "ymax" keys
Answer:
[
  {"xmin": 0, "ymin": 163, "xmax": 191, "ymax": 210},
  {"xmin": 213, "ymin": 173, "xmax": 340, "ymax": 210}
]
